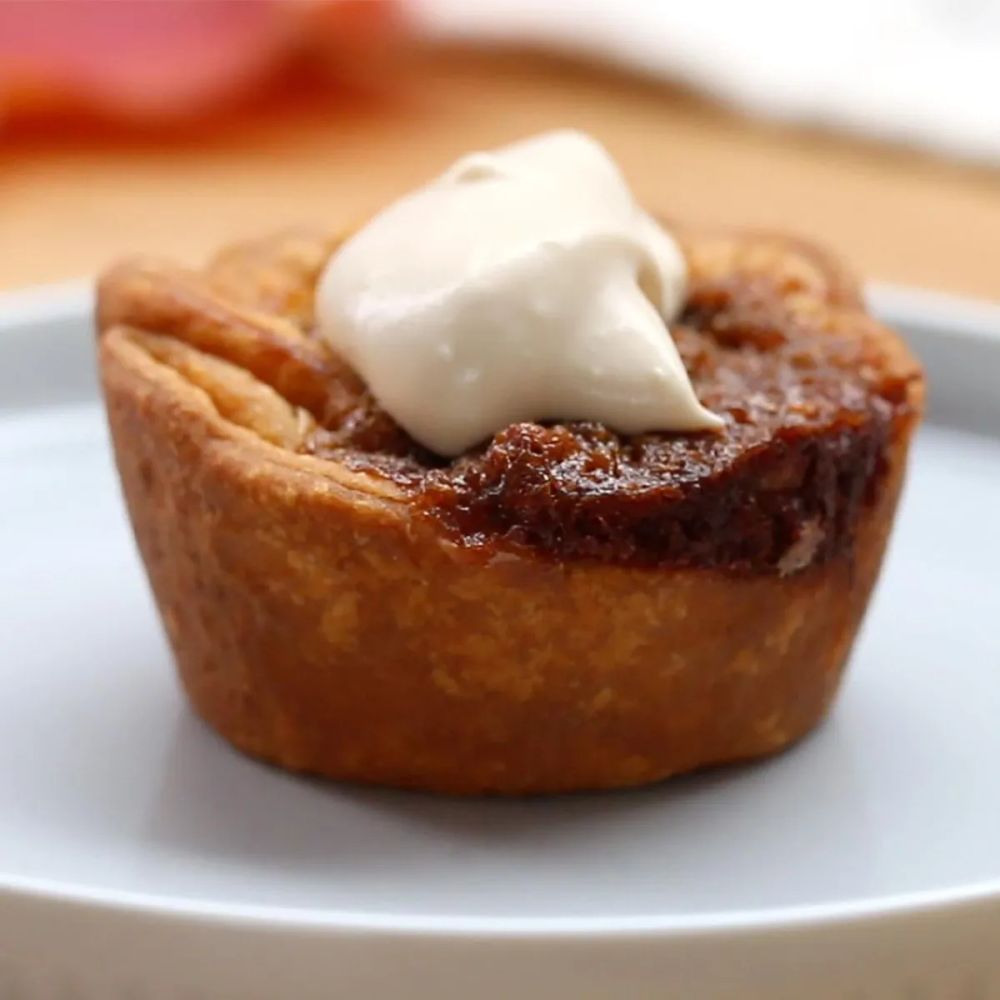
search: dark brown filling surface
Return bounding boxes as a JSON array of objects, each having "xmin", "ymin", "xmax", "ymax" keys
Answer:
[{"xmin": 302, "ymin": 273, "xmax": 916, "ymax": 573}]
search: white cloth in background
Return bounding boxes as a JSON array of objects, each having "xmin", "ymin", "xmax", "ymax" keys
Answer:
[{"xmin": 413, "ymin": 0, "xmax": 1000, "ymax": 164}]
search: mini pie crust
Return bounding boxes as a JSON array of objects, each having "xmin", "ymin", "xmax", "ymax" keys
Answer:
[{"xmin": 97, "ymin": 229, "xmax": 923, "ymax": 794}]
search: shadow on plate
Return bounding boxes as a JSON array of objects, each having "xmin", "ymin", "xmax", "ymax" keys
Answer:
[{"xmin": 141, "ymin": 707, "xmax": 873, "ymax": 880}]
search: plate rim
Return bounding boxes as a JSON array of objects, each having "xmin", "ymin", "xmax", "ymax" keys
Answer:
[{"xmin": 2, "ymin": 278, "xmax": 999, "ymax": 941}]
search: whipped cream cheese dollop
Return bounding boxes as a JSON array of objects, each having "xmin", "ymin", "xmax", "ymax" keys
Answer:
[{"xmin": 316, "ymin": 129, "xmax": 723, "ymax": 456}]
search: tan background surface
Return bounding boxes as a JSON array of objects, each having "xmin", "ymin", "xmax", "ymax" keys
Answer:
[{"xmin": 2, "ymin": 47, "xmax": 999, "ymax": 299}]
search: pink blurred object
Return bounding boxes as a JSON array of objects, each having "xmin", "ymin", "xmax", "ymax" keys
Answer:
[{"xmin": 0, "ymin": 0, "xmax": 403, "ymax": 123}]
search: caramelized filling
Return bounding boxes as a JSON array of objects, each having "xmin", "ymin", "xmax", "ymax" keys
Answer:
[{"xmin": 300, "ymin": 273, "xmax": 914, "ymax": 572}]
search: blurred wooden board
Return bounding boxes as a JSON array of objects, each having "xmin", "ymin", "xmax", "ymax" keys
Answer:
[{"xmin": 2, "ymin": 46, "xmax": 998, "ymax": 298}]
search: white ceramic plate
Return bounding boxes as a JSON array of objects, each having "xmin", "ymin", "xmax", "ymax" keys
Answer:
[{"xmin": 1, "ymin": 282, "xmax": 999, "ymax": 1000}]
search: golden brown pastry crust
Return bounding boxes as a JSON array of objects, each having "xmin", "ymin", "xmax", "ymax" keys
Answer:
[{"xmin": 97, "ymin": 229, "xmax": 923, "ymax": 794}]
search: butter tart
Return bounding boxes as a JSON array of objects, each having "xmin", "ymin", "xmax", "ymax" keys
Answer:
[{"xmin": 97, "ymin": 228, "xmax": 923, "ymax": 794}]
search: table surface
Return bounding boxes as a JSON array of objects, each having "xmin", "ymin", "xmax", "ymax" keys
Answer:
[{"xmin": 2, "ymin": 46, "xmax": 998, "ymax": 300}]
